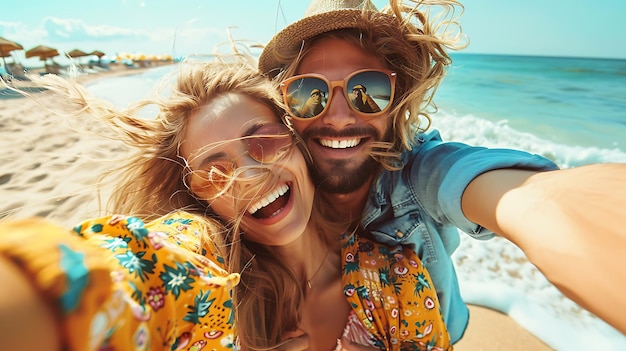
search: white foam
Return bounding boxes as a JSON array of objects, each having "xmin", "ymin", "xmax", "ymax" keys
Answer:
[
  {"xmin": 431, "ymin": 110, "xmax": 626, "ymax": 167},
  {"xmin": 453, "ymin": 233, "xmax": 626, "ymax": 350}
]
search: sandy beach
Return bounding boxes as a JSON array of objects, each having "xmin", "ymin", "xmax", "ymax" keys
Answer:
[
  {"xmin": 0, "ymin": 63, "xmax": 161, "ymax": 227},
  {"xmin": 0, "ymin": 65, "xmax": 553, "ymax": 350}
]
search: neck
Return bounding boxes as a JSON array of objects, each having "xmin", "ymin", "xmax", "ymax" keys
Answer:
[
  {"xmin": 302, "ymin": 226, "xmax": 342, "ymax": 290},
  {"xmin": 272, "ymin": 224, "xmax": 330, "ymax": 288},
  {"xmin": 319, "ymin": 181, "xmax": 371, "ymax": 226}
]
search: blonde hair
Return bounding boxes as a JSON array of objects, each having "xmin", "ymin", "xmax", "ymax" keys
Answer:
[
  {"xmin": 25, "ymin": 57, "xmax": 315, "ymax": 350},
  {"xmin": 270, "ymin": 0, "xmax": 467, "ymax": 170}
]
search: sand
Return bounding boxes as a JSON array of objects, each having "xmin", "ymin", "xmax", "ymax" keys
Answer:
[
  {"xmin": 0, "ymin": 65, "xmax": 553, "ymax": 350},
  {"xmin": 457, "ymin": 305, "xmax": 553, "ymax": 350},
  {"xmin": 0, "ymin": 63, "xmax": 155, "ymax": 227}
]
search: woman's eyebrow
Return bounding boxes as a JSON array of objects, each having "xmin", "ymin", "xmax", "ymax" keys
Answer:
[
  {"xmin": 242, "ymin": 121, "xmax": 264, "ymax": 137},
  {"xmin": 197, "ymin": 151, "xmax": 228, "ymax": 169}
]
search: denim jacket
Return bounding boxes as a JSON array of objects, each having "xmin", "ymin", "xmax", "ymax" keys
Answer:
[{"xmin": 361, "ymin": 130, "xmax": 559, "ymax": 343}]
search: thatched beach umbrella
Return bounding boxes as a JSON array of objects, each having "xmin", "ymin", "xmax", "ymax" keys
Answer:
[
  {"xmin": 26, "ymin": 45, "xmax": 60, "ymax": 60},
  {"xmin": 90, "ymin": 50, "xmax": 105, "ymax": 58},
  {"xmin": 67, "ymin": 48, "xmax": 88, "ymax": 58},
  {"xmin": 0, "ymin": 36, "xmax": 23, "ymax": 69},
  {"xmin": 89, "ymin": 50, "xmax": 106, "ymax": 65},
  {"xmin": 67, "ymin": 49, "xmax": 89, "ymax": 65},
  {"xmin": 26, "ymin": 45, "xmax": 61, "ymax": 74}
]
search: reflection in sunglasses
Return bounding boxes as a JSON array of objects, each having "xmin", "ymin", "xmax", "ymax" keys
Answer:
[
  {"xmin": 350, "ymin": 84, "xmax": 381, "ymax": 113},
  {"xmin": 310, "ymin": 89, "xmax": 326, "ymax": 97},
  {"xmin": 299, "ymin": 88, "xmax": 326, "ymax": 118},
  {"xmin": 281, "ymin": 69, "xmax": 396, "ymax": 120},
  {"xmin": 352, "ymin": 84, "xmax": 366, "ymax": 93}
]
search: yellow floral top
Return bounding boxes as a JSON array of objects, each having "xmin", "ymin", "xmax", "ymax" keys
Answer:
[
  {"xmin": 0, "ymin": 212, "xmax": 238, "ymax": 351},
  {"xmin": 340, "ymin": 231, "xmax": 452, "ymax": 350},
  {"xmin": 0, "ymin": 212, "xmax": 451, "ymax": 350}
]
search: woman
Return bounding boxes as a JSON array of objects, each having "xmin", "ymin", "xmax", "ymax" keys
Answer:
[{"xmin": 0, "ymin": 58, "xmax": 452, "ymax": 350}]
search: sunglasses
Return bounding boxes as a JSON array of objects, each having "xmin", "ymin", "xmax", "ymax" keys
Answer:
[
  {"xmin": 280, "ymin": 69, "xmax": 396, "ymax": 120},
  {"xmin": 191, "ymin": 123, "xmax": 294, "ymax": 197}
]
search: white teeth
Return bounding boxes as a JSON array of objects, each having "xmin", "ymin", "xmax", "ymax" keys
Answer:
[
  {"xmin": 319, "ymin": 138, "xmax": 360, "ymax": 149},
  {"xmin": 248, "ymin": 184, "xmax": 290, "ymax": 215}
]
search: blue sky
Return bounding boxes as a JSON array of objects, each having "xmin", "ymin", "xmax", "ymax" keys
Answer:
[{"xmin": 2, "ymin": 0, "xmax": 625, "ymax": 67}]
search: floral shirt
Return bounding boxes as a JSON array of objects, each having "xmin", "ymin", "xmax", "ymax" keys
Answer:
[
  {"xmin": 339, "ymin": 231, "xmax": 452, "ymax": 350},
  {"xmin": 0, "ymin": 212, "xmax": 238, "ymax": 351},
  {"xmin": 0, "ymin": 211, "xmax": 452, "ymax": 351}
]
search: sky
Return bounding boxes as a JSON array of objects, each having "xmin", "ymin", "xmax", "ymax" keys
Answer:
[{"xmin": 2, "ymin": 0, "xmax": 625, "ymax": 68}]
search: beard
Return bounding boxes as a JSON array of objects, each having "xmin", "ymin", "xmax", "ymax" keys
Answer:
[
  {"xmin": 300, "ymin": 122, "xmax": 390, "ymax": 195},
  {"xmin": 309, "ymin": 155, "xmax": 379, "ymax": 194}
]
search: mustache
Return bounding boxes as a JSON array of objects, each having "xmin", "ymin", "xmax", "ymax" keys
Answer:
[{"xmin": 301, "ymin": 126, "xmax": 380, "ymax": 140}]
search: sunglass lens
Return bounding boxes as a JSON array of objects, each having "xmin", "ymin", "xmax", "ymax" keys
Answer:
[
  {"xmin": 200, "ymin": 160, "xmax": 234, "ymax": 196},
  {"xmin": 285, "ymin": 77, "xmax": 328, "ymax": 119},
  {"xmin": 246, "ymin": 124, "xmax": 293, "ymax": 163},
  {"xmin": 347, "ymin": 71, "xmax": 392, "ymax": 113}
]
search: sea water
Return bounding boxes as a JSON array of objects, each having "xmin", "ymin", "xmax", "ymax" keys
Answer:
[
  {"xmin": 86, "ymin": 54, "xmax": 626, "ymax": 350},
  {"xmin": 435, "ymin": 54, "xmax": 626, "ymax": 165}
]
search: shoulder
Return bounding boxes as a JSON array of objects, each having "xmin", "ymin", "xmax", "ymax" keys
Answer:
[{"xmin": 75, "ymin": 211, "xmax": 229, "ymax": 271}]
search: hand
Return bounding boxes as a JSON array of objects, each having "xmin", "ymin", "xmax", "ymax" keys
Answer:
[
  {"xmin": 467, "ymin": 163, "xmax": 626, "ymax": 334},
  {"xmin": 0, "ymin": 255, "xmax": 61, "ymax": 351}
]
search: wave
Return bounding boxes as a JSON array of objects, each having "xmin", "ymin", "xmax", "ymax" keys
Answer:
[{"xmin": 431, "ymin": 110, "xmax": 626, "ymax": 168}]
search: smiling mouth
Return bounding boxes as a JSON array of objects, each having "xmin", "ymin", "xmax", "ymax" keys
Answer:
[
  {"xmin": 318, "ymin": 137, "xmax": 362, "ymax": 149},
  {"xmin": 248, "ymin": 184, "xmax": 290, "ymax": 219}
]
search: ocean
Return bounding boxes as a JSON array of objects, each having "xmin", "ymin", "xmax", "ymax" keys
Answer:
[{"xmin": 86, "ymin": 54, "xmax": 626, "ymax": 350}]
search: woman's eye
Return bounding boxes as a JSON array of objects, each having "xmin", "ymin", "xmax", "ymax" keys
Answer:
[
  {"xmin": 206, "ymin": 161, "xmax": 233, "ymax": 183},
  {"xmin": 246, "ymin": 124, "xmax": 292, "ymax": 163}
]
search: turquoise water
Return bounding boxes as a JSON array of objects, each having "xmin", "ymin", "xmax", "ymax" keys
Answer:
[
  {"xmin": 434, "ymin": 54, "xmax": 626, "ymax": 165},
  {"xmin": 86, "ymin": 57, "xmax": 626, "ymax": 350}
]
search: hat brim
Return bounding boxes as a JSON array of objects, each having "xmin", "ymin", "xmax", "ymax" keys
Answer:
[{"xmin": 259, "ymin": 9, "xmax": 373, "ymax": 76}]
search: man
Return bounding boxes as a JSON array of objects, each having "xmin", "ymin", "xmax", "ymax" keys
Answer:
[{"xmin": 260, "ymin": 0, "xmax": 626, "ymax": 341}]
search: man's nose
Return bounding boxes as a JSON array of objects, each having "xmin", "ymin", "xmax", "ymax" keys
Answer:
[{"xmin": 321, "ymin": 86, "xmax": 356, "ymax": 129}]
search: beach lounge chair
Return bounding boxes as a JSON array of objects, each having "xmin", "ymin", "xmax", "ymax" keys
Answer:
[
  {"xmin": 44, "ymin": 62, "xmax": 65, "ymax": 75},
  {"xmin": 6, "ymin": 63, "xmax": 30, "ymax": 81}
]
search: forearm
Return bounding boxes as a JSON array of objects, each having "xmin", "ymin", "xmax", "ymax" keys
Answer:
[
  {"xmin": 0, "ymin": 255, "xmax": 61, "ymax": 351},
  {"xmin": 464, "ymin": 163, "xmax": 626, "ymax": 334}
]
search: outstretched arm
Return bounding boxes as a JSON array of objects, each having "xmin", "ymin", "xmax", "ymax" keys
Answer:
[
  {"xmin": 462, "ymin": 163, "xmax": 626, "ymax": 335},
  {"xmin": 0, "ymin": 256, "xmax": 61, "ymax": 351}
]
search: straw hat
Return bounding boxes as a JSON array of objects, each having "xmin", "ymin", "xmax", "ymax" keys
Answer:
[{"xmin": 259, "ymin": 0, "xmax": 395, "ymax": 75}]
